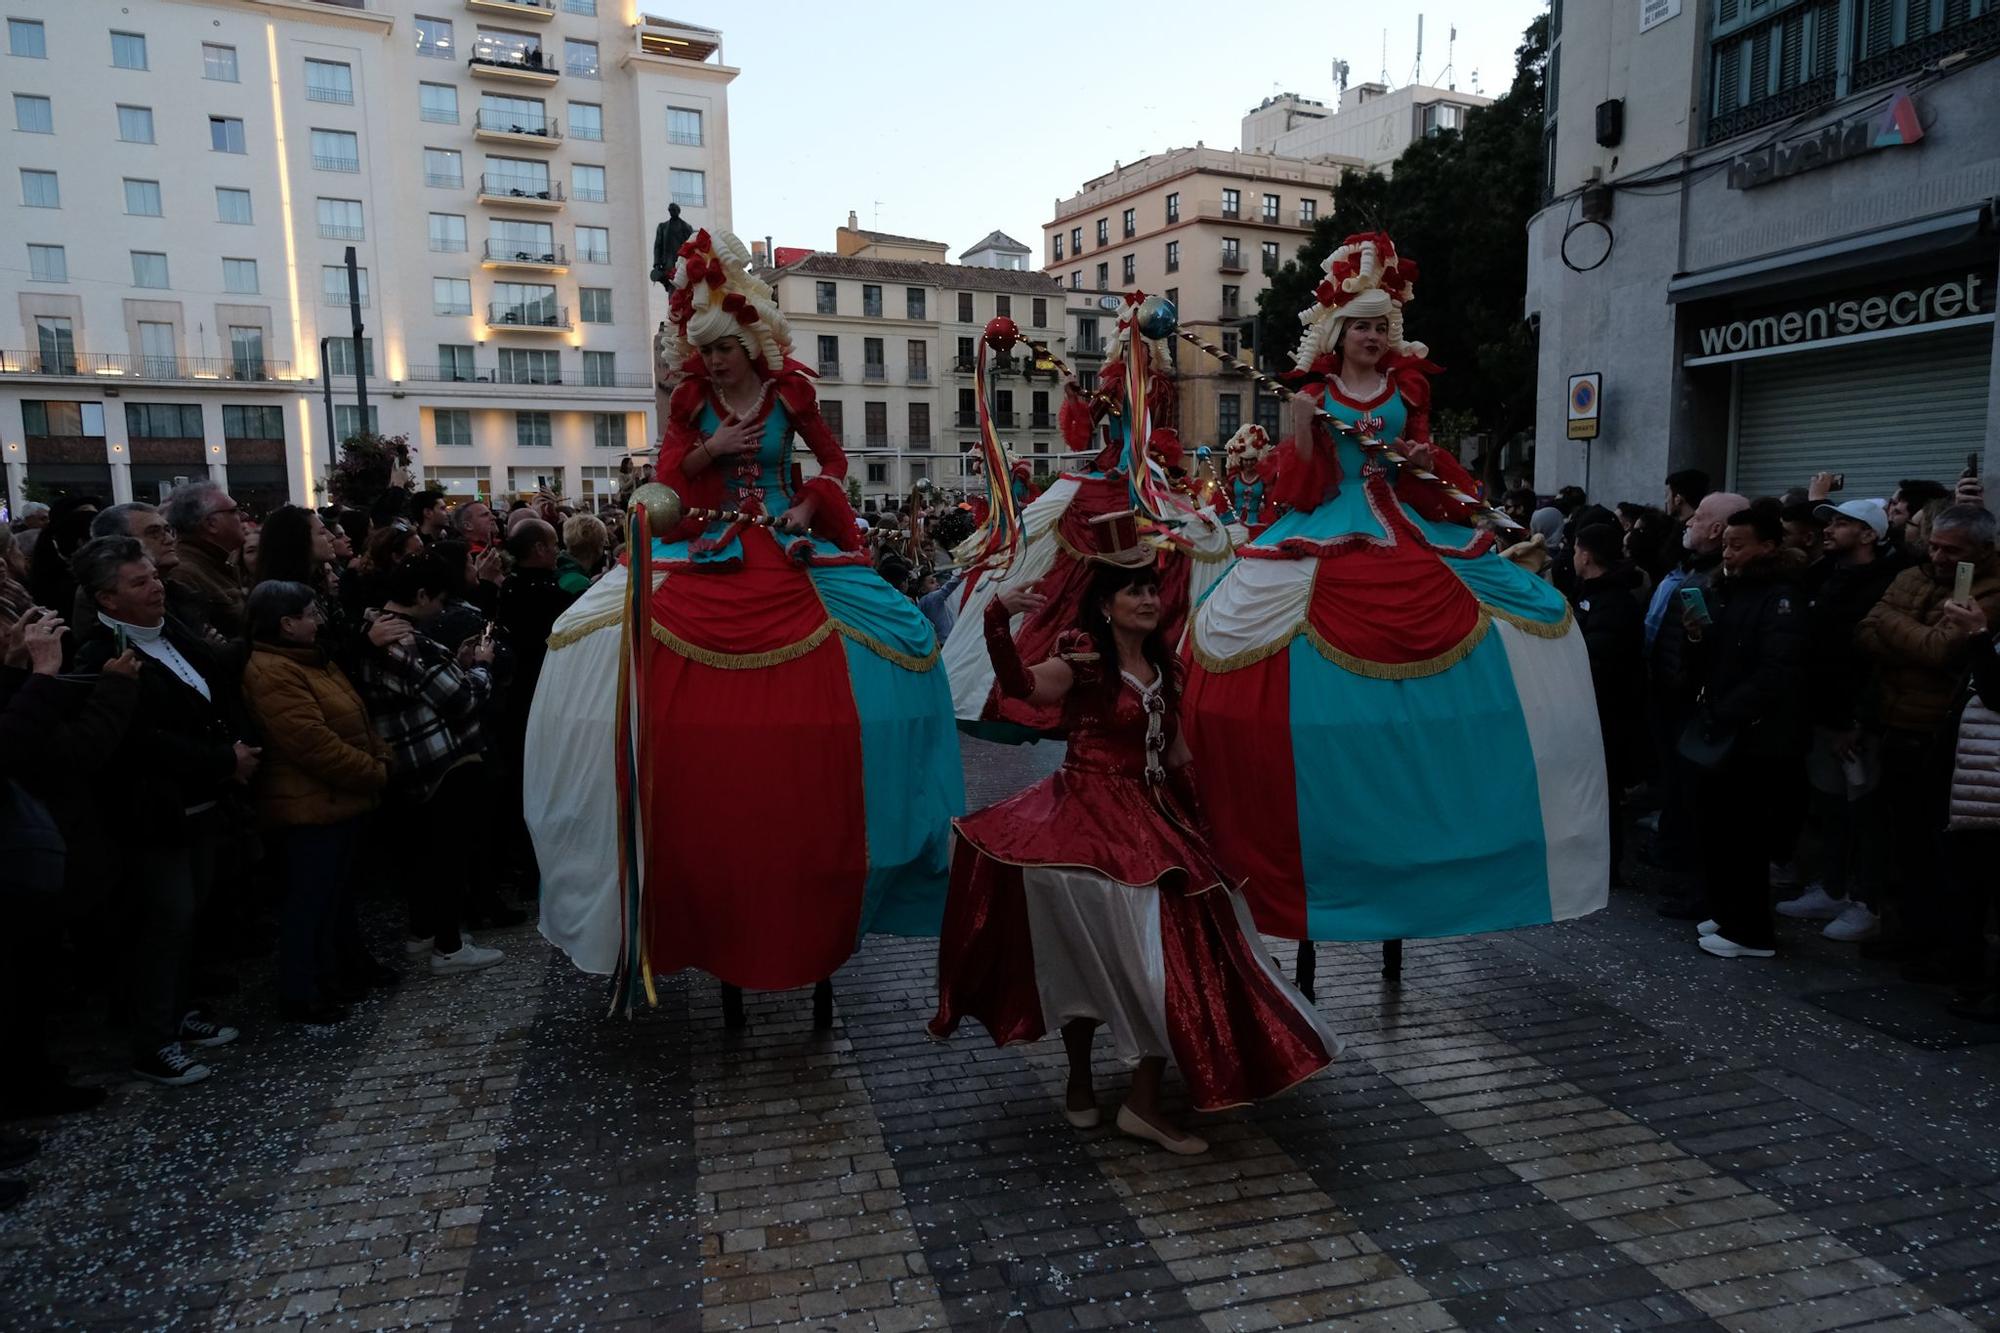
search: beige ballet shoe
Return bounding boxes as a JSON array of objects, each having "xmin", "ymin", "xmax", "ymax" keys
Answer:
[
  {"xmin": 1062, "ymin": 1101, "xmax": 1101, "ymax": 1129},
  {"xmin": 1116, "ymin": 1103, "xmax": 1208, "ymax": 1155}
]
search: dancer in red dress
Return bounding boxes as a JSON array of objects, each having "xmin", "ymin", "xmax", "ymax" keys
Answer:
[{"xmin": 930, "ymin": 517, "xmax": 1339, "ymax": 1154}]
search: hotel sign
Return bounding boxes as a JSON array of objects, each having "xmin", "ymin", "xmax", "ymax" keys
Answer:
[
  {"xmin": 1689, "ymin": 270, "xmax": 1993, "ymax": 363},
  {"xmin": 1727, "ymin": 91, "xmax": 1924, "ymax": 190}
]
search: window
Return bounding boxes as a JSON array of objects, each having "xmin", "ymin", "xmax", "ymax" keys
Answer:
[
  {"xmin": 415, "ymin": 16, "xmax": 453, "ymax": 59},
  {"xmin": 15, "ymin": 94, "xmax": 52, "ymax": 133},
  {"xmin": 575, "ymin": 225, "xmax": 610, "ymax": 263},
  {"xmin": 117, "ymin": 105, "xmax": 155, "ymax": 143},
  {"xmin": 20, "ymin": 170, "xmax": 58, "ymax": 209},
  {"xmin": 1165, "ymin": 239, "xmax": 1181, "ymax": 272},
  {"xmin": 482, "ymin": 92, "xmax": 549, "ymax": 134},
  {"xmin": 1262, "ymin": 193, "xmax": 1280, "ymax": 222},
  {"xmin": 305, "ymin": 59, "xmax": 353, "ymax": 104},
  {"xmin": 324, "ymin": 337, "xmax": 374, "ymax": 378},
  {"xmin": 437, "ymin": 345, "xmax": 476, "ymax": 381},
  {"xmin": 232, "ymin": 327, "xmax": 266, "ymax": 380},
  {"xmin": 1221, "ymin": 331, "xmax": 1239, "ymax": 357},
  {"xmin": 667, "ymin": 106, "xmax": 702, "ymax": 146},
  {"xmin": 907, "ymin": 340, "xmax": 928, "ymax": 381},
  {"xmin": 564, "ymin": 39, "xmax": 599, "ymax": 78},
  {"xmin": 1032, "ymin": 298, "xmax": 1047, "ymax": 329},
  {"xmin": 861, "ymin": 284, "xmax": 883, "ymax": 318},
  {"xmin": 1070, "ymin": 227, "xmax": 1082, "ymax": 254},
  {"xmin": 955, "ymin": 338, "xmax": 975, "ymax": 370},
  {"xmin": 579, "ymin": 288, "xmax": 612, "ymax": 323},
  {"xmin": 123, "ymin": 178, "xmax": 162, "ymax": 216},
  {"xmin": 138, "ymin": 322, "xmax": 175, "ymax": 375},
  {"xmin": 866, "ymin": 462, "xmax": 887, "ymax": 485},
  {"xmin": 1165, "ymin": 191, "xmax": 1180, "ymax": 224},
  {"xmin": 321, "ymin": 264, "xmax": 370, "ymax": 306},
  {"xmin": 571, "ymin": 163, "xmax": 606, "ymax": 203},
  {"xmin": 222, "ymin": 259, "xmax": 259, "ymax": 294},
  {"xmin": 311, "ymin": 128, "xmax": 357, "ymax": 171},
  {"xmin": 1300, "ymin": 198, "xmax": 1316, "ymax": 223},
  {"xmin": 419, "ymin": 82, "xmax": 458, "ymax": 124},
  {"xmin": 203, "ymin": 43, "xmax": 237, "ymax": 82},
  {"xmin": 816, "ymin": 282, "xmax": 838, "ymax": 315},
  {"xmin": 863, "ymin": 337, "xmax": 885, "ymax": 379},
  {"xmin": 1222, "ymin": 188, "xmax": 1241, "ymax": 218},
  {"xmin": 1256, "ymin": 394, "xmax": 1281, "ymax": 435},
  {"xmin": 516, "ymin": 411, "xmax": 553, "ymax": 447},
  {"xmin": 28, "ymin": 244, "xmax": 66, "ymax": 282},
  {"xmin": 816, "ymin": 334, "xmax": 839, "ymax": 374},
  {"xmin": 1261, "ymin": 241, "xmax": 1281, "ymax": 273},
  {"xmin": 957, "ymin": 292, "xmax": 973, "ymax": 322},
  {"xmin": 908, "ymin": 402, "xmax": 931, "ymax": 443},
  {"xmin": 34, "ymin": 319, "xmax": 77, "ymax": 374},
  {"xmin": 1222, "ymin": 239, "xmax": 1243, "ymax": 269},
  {"xmin": 1071, "ymin": 271, "xmax": 1081, "ymax": 289},
  {"xmin": 1121, "ymin": 255, "xmax": 1135, "ymax": 284},
  {"xmin": 316, "ymin": 197, "xmax": 364, "ymax": 240},
  {"xmin": 582, "ymin": 350, "xmax": 616, "ymax": 386},
  {"xmin": 1220, "ymin": 284, "xmax": 1240, "ymax": 317},
  {"xmin": 565, "ymin": 0, "xmax": 598, "ymax": 13},
  {"xmin": 126, "ymin": 405, "xmax": 205, "ymax": 440},
  {"xmin": 1122, "ymin": 207, "xmax": 1136, "ymax": 238},
  {"xmin": 131, "ymin": 251, "xmax": 169, "ymax": 289},
  {"xmin": 995, "ymin": 294, "xmax": 1011, "ymax": 318},
  {"xmin": 593, "ymin": 414, "xmax": 624, "ymax": 450},
  {"xmin": 1095, "ymin": 218, "xmax": 1108, "ymax": 246},
  {"xmin": 334, "ymin": 405, "xmax": 379, "ymax": 441},
  {"xmin": 224, "ymin": 406, "xmax": 285, "ymax": 440},
  {"xmin": 485, "ymin": 155, "xmax": 549, "ymax": 194},
  {"xmin": 669, "ymin": 168, "xmax": 705, "ymax": 207},
  {"xmin": 1031, "ymin": 389, "xmax": 1050, "ymax": 426},
  {"xmin": 424, "ymin": 148, "xmax": 463, "ymax": 189},
  {"xmin": 217, "ymin": 187, "xmax": 253, "ymax": 224},
  {"xmin": 498, "ymin": 347, "xmax": 558, "ymax": 383},
  {"xmin": 434, "ymin": 409, "xmax": 472, "ymax": 446},
  {"xmin": 211, "ymin": 116, "xmax": 247, "ymax": 154},
  {"xmin": 1705, "ymin": 0, "xmax": 1845, "ymax": 143},
  {"xmin": 1095, "ymin": 263, "xmax": 1108, "ymax": 288},
  {"xmin": 428, "ymin": 212, "xmax": 467, "ymax": 252},
  {"xmin": 1053, "ymin": 234, "xmax": 1064, "ymax": 260},
  {"xmin": 9, "ymin": 19, "xmax": 46, "ymax": 58},
  {"xmin": 23, "ymin": 401, "xmax": 109, "ymax": 438},
  {"xmin": 1217, "ymin": 393, "xmax": 1241, "ymax": 438},
  {"xmin": 1420, "ymin": 103, "xmax": 1463, "ymax": 136},
  {"xmin": 906, "ymin": 287, "xmax": 926, "ymax": 320},
  {"xmin": 568, "ymin": 101, "xmax": 602, "ymax": 141},
  {"xmin": 864, "ymin": 401, "xmax": 887, "ymax": 446},
  {"xmin": 821, "ymin": 401, "xmax": 843, "ymax": 440},
  {"xmin": 111, "ymin": 31, "xmax": 148, "ymax": 70},
  {"xmin": 1077, "ymin": 316, "xmax": 1098, "ymax": 352},
  {"xmin": 433, "ymin": 277, "xmax": 473, "ymax": 316}
]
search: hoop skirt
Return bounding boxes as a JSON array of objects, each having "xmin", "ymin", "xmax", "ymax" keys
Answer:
[
  {"xmin": 930, "ymin": 673, "xmax": 1339, "ymax": 1111},
  {"xmin": 1184, "ymin": 382, "xmax": 1610, "ymax": 943}
]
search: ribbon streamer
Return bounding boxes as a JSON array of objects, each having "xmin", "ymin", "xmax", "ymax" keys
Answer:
[
  {"xmin": 961, "ymin": 335, "xmax": 1025, "ymax": 573},
  {"xmin": 610, "ymin": 506, "xmax": 659, "ymax": 1017}
]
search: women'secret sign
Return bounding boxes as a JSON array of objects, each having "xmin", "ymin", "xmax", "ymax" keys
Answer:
[{"xmin": 1694, "ymin": 272, "xmax": 1989, "ymax": 359}]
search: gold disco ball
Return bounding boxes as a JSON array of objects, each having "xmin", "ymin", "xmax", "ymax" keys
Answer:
[{"xmin": 628, "ymin": 482, "xmax": 683, "ymax": 534}]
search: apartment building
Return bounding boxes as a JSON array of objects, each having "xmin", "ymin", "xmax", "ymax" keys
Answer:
[
  {"xmin": 1241, "ymin": 83, "xmax": 1493, "ymax": 170},
  {"xmin": 1, "ymin": 1, "xmax": 733, "ymax": 516},
  {"xmin": 1043, "ymin": 146, "xmax": 1354, "ymax": 449},
  {"xmin": 768, "ymin": 227, "xmax": 1069, "ymax": 513}
]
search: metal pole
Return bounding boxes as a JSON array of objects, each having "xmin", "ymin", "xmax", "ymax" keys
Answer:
[
  {"xmin": 345, "ymin": 246, "xmax": 368, "ymax": 429},
  {"xmin": 320, "ymin": 336, "xmax": 337, "ymax": 448}
]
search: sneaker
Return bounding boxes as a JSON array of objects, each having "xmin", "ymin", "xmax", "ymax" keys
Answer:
[
  {"xmin": 1697, "ymin": 919, "xmax": 1720, "ymax": 936},
  {"xmin": 1776, "ymin": 883, "xmax": 1846, "ymax": 921},
  {"xmin": 1768, "ymin": 861, "xmax": 1801, "ymax": 891},
  {"xmin": 403, "ymin": 935, "xmax": 435, "ymax": 957},
  {"xmin": 132, "ymin": 1043, "xmax": 211, "ymax": 1087},
  {"xmin": 1699, "ymin": 934, "xmax": 1776, "ymax": 960},
  {"xmin": 178, "ymin": 1011, "xmax": 239, "ymax": 1049},
  {"xmin": 430, "ymin": 942, "xmax": 504, "ymax": 976},
  {"xmin": 1822, "ymin": 902, "xmax": 1882, "ymax": 942}
]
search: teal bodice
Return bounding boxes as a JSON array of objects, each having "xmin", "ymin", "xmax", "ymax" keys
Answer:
[{"xmin": 700, "ymin": 399, "xmax": 796, "ymax": 504}]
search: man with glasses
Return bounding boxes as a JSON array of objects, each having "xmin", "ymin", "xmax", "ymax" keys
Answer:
[
  {"xmin": 162, "ymin": 481, "xmax": 249, "ymax": 639},
  {"xmin": 81, "ymin": 502, "xmax": 202, "ymax": 629}
]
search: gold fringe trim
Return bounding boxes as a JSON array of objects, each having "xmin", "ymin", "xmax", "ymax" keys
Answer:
[
  {"xmin": 832, "ymin": 621, "xmax": 941, "ymax": 672},
  {"xmin": 1303, "ymin": 610, "xmax": 1490, "ymax": 680},
  {"xmin": 1486, "ymin": 600, "xmax": 1574, "ymax": 639},
  {"xmin": 650, "ymin": 619, "xmax": 835, "ymax": 669},
  {"xmin": 546, "ymin": 609, "xmax": 625, "ymax": 652},
  {"xmin": 1190, "ymin": 619, "xmax": 1306, "ymax": 674}
]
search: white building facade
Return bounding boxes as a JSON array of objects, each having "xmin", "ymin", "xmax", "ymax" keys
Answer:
[
  {"xmin": 1, "ymin": 0, "xmax": 733, "ymax": 516},
  {"xmin": 1241, "ymin": 82, "xmax": 1492, "ymax": 170}
]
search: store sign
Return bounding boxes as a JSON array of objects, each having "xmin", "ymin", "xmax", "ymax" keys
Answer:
[
  {"xmin": 1567, "ymin": 372, "xmax": 1602, "ymax": 440},
  {"xmin": 1728, "ymin": 91, "xmax": 1924, "ymax": 190},
  {"xmin": 1691, "ymin": 271, "xmax": 1993, "ymax": 361},
  {"xmin": 1640, "ymin": 0, "xmax": 1683, "ymax": 34}
]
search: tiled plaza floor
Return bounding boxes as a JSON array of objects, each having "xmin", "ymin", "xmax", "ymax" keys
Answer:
[{"xmin": 3, "ymin": 736, "xmax": 1998, "ymax": 1331}]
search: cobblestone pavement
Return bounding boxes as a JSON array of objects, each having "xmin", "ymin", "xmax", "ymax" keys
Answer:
[{"xmin": 4, "ymin": 736, "xmax": 1998, "ymax": 1331}]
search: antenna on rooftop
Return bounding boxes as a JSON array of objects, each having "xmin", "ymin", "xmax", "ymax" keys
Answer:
[
  {"xmin": 1409, "ymin": 14, "xmax": 1424, "ymax": 87},
  {"xmin": 1439, "ymin": 25, "xmax": 1456, "ymax": 90},
  {"xmin": 1332, "ymin": 58, "xmax": 1350, "ymax": 93},
  {"xmin": 873, "ymin": 200, "xmax": 884, "ymax": 228}
]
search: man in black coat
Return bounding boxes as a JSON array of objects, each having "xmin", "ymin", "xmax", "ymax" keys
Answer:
[
  {"xmin": 1570, "ymin": 523, "xmax": 1646, "ymax": 885},
  {"xmin": 69, "ymin": 537, "xmax": 261, "ymax": 1086},
  {"xmin": 1681, "ymin": 502, "xmax": 1808, "ymax": 959},
  {"xmin": 493, "ymin": 519, "xmax": 579, "ymax": 901}
]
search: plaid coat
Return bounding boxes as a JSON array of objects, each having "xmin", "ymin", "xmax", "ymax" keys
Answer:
[{"xmin": 353, "ymin": 617, "xmax": 491, "ymax": 802}]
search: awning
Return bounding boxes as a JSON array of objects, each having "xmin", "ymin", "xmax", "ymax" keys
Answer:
[{"xmin": 1667, "ymin": 205, "xmax": 1993, "ymax": 304}]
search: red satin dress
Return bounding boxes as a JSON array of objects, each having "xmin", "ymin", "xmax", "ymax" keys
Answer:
[{"xmin": 929, "ymin": 668, "xmax": 1340, "ymax": 1111}]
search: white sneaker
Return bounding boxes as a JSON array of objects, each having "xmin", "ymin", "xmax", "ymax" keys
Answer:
[
  {"xmin": 1697, "ymin": 919, "xmax": 1720, "ymax": 936},
  {"xmin": 1776, "ymin": 883, "xmax": 1846, "ymax": 921},
  {"xmin": 430, "ymin": 942, "xmax": 504, "ymax": 975},
  {"xmin": 1699, "ymin": 933, "xmax": 1776, "ymax": 960},
  {"xmin": 1768, "ymin": 861, "xmax": 1801, "ymax": 891},
  {"xmin": 1822, "ymin": 902, "xmax": 1881, "ymax": 942}
]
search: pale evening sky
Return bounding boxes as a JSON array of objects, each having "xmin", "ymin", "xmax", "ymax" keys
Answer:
[{"xmin": 672, "ymin": 1, "xmax": 1548, "ymax": 261}]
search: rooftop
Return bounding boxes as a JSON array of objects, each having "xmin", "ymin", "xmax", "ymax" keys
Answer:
[
  {"xmin": 963, "ymin": 230, "xmax": 1032, "ymax": 256},
  {"xmin": 1052, "ymin": 144, "xmax": 1359, "ymax": 221},
  {"xmin": 763, "ymin": 252, "xmax": 1065, "ymax": 296}
]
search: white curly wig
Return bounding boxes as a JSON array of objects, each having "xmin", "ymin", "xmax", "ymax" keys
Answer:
[
  {"xmin": 1291, "ymin": 234, "xmax": 1426, "ymax": 372},
  {"xmin": 664, "ymin": 229, "xmax": 793, "ymax": 373}
]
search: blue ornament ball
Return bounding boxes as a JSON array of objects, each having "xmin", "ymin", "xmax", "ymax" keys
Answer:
[{"xmin": 1135, "ymin": 295, "xmax": 1178, "ymax": 340}]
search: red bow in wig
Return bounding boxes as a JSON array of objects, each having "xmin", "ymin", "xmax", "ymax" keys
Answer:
[
  {"xmin": 667, "ymin": 286, "xmax": 693, "ymax": 326},
  {"xmin": 678, "ymin": 228, "xmax": 712, "ymax": 260},
  {"xmin": 720, "ymin": 292, "xmax": 758, "ymax": 326}
]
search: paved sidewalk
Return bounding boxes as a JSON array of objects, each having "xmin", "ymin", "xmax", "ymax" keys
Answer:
[{"xmin": 3, "ymin": 738, "xmax": 1997, "ymax": 1330}]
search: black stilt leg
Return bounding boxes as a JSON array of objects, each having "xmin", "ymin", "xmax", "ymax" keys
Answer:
[
  {"xmin": 721, "ymin": 982, "xmax": 747, "ymax": 1029},
  {"xmin": 1382, "ymin": 939, "xmax": 1403, "ymax": 982},
  {"xmin": 1294, "ymin": 939, "xmax": 1317, "ymax": 1003},
  {"xmin": 812, "ymin": 979, "xmax": 834, "ymax": 1031}
]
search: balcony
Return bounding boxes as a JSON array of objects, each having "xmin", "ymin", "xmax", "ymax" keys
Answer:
[
  {"xmin": 474, "ymin": 110, "xmax": 562, "ymax": 147},
  {"xmin": 482, "ymin": 240, "xmax": 567, "ymax": 272},
  {"xmin": 1074, "ymin": 338, "xmax": 1104, "ymax": 356},
  {"xmin": 467, "ymin": 0, "xmax": 555, "ymax": 19},
  {"xmin": 314, "ymin": 154, "xmax": 361, "ymax": 173},
  {"xmin": 1220, "ymin": 304, "xmax": 1241, "ymax": 321},
  {"xmin": 906, "ymin": 366, "xmax": 929, "ymax": 383},
  {"xmin": 0, "ymin": 349, "xmax": 294, "ymax": 383},
  {"xmin": 952, "ymin": 356, "xmax": 976, "ymax": 373},
  {"xmin": 817, "ymin": 359, "xmax": 840, "ymax": 378},
  {"xmin": 425, "ymin": 171, "xmax": 465, "ymax": 189},
  {"xmin": 863, "ymin": 364, "xmax": 886, "ymax": 381},
  {"xmin": 486, "ymin": 302, "xmax": 570, "ymax": 330},
  {"xmin": 469, "ymin": 51, "xmax": 559, "ymax": 83},
  {"xmin": 404, "ymin": 361, "xmax": 651, "ymax": 388},
  {"xmin": 863, "ymin": 433, "xmax": 890, "ymax": 450},
  {"xmin": 993, "ymin": 412, "xmax": 1020, "ymax": 429},
  {"xmin": 954, "ymin": 411, "xmax": 978, "ymax": 428},
  {"xmin": 318, "ymin": 222, "xmax": 366, "ymax": 241},
  {"xmin": 477, "ymin": 174, "xmax": 564, "ymax": 208},
  {"xmin": 1030, "ymin": 412, "xmax": 1055, "ymax": 429},
  {"xmin": 1262, "ymin": 256, "xmax": 1281, "ymax": 275},
  {"xmin": 1198, "ymin": 199, "xmax": 1308, "ymax": 229},
  {"xmin": 322, "ymin": 290, "xmax": 372, "ymax": 308},
  {"xmin": 306, "ymin": 84, "xmax": 354, "ymax": 105},
  {"xmin": 1219, "ymin": 250, "xmax": 1247, "ymax": 274}
]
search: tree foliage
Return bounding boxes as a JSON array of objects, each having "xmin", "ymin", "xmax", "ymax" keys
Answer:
[
  {"xmin": 325, "ymin": 431, "xmax": 413, "ymax": 511},
  {"xmin": 1255, "ymin": 16, "xmax": 1550, "ymax": 448}
]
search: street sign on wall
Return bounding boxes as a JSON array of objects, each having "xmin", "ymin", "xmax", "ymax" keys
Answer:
[
  {"xmin": 1640, "ymin": 0, "xmax": 1683, "ymax": 33},
  {"xmin": 1567, "ymin": 372, "xmax": 1602, "ymax": 440}
]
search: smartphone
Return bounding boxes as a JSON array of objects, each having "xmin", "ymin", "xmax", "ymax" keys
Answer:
[
  {"xmin": 1967, "ymin": 453, "xmax": 1982, "ymax": 478},
  {"xmin": 1956, "ymin": 561, "xmax": 1976, "ymax": 604},
  {"xmin": 1679, "ymin": 585, "xmax": 1713, "ymax": 626},
  {"xmin": 1829, "ymin": 473, "xmax": 1845, "ymax": 492}
]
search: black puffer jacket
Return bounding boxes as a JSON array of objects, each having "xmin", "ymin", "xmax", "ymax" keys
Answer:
[
  {"xmin": 1687, "ymin": 549, "xmax": 1808, "ymax": 759},
  {"xmin": 1574, "ymin": 563, "xmax": 1647, "ymax": 776},
  {"xmin": 1802, "ymin": 548, "xmax": 1907, "ymax": 731}
]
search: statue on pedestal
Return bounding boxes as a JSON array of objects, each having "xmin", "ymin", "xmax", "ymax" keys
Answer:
[{"xmin": 650, "ymin": 203, "xmax": 694, "ymax": 293}]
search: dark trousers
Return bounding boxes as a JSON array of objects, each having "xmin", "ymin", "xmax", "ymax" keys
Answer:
[
  {"xmin": 1648, "ymin": 688, "xmax": 1697, "ymax": 870},
  {"xmin": 279, "ymin": 818, "xmax": 368, "ymax": 1004},
  {"xmin": 1861, "ymin": 728, "xmax": 1953, "ymax": 933},
  {"xmin": 130, "ymin": 807, "xmax": 221, "ymax": 1056},
  {"xmin": 1693, "ymin": 754, "xmax": 1783, "ymax": 949},
  {"xmin": 406, "ymin": 763, "xmax": 479, "ymax": 953},
  {"xmin": 1942, "ymin": 829, "xmax": 2000, "ymax": 986},
  {"xmin": 1765, "ymin": 755, "xmax": 1808, "ymax": 868}
]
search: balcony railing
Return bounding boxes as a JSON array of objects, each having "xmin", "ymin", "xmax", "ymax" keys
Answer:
[
  {"xmin": 469, "ymin": 51, "xmax": 558, "ymax": 77},
  {"xmin": 1074, "ymin": 339, "xmax": 1104, "ymax": 355},
  {"xmin": 318, "ymin": 222, "xmax": 365, "ymax": 240},
  {"xmin": 1219, "ymin": 251, "xmax": 1247, "ymax": 273},
  {"xmin": 669, "ymin": 130, "xmax": 702, "ymax": 146},
  {"xmin": 470, "ymin": 0, "xmax": 556, "ymax": 12},
  {"xmin": 1706, "ymin": 73, "xmax": 1835, "ymax": 144},
  {"xmin": 1030, "ymin": 412, "xmax": 1055, "ymax": 428},
  {"xmin": 954, "ymin": 411, "xmax": 978, "ymax": 427},
  {"xmin": 1165, "ymin": 257, "xmax": 1180, "ymax": 273},
  {"xmin": 1220, "ymin": 303, "xmax": 1240, "ymax": 320},
  {"xmin": 573, "ymin": 186, "xmax": 607, "ymax": 203},
  {"xmin": 314, "ymin": 154, "xmax": 361, "ymax": 173},
  {"xmin": 907, "ymin": 366, "xmax": 929, "ymax": 383},
  {"xmin": 1854, "ymin": 9, "xmax": 2000, "ymax": 92},
  {"xmin": 486, "ymin": 302, "xmax": 569, "ymax": 328},
  {"xmin": 322, "ymin": 291, "xmax": 372, "ymax": 307},
  {"xmin": 306, "ymin": 84, "xmax": 354, "ymax": 105},
  {"xmin": 426, "ymin": 171, "xmax": 465, "ymax": 189},
  {"xmin": 475, "ymin": 109, "xmax": 562, "ymax": 139},
  {"xmin": 420, "ymin": 105, "xmax": 458, "ymax": 124},
  {"xmin": 1262, "ymin": 256, "xmax": 1281, "ymax": 275},
  {"xmin": 403, "ymin": 362, "xmax": 649, "ymax": 387},
  {"xmin": 0, "ymin": 350, "xmax": 294, "ymax": 381},
  {"xmin": 993, "ymin": 412, "xmax": 1020, "ymax": 428},
  {"xmin": 864, "ymin": 433, "xmax": 890, "ymax": 449},
  {"xmin": 863, "ymin": 364, "xmax": 886, "ymax": 381},
  {"xmin": 1220, "ymin": 206, "xmax": 1241, "ymax": 220},
  {"xmin": 483, "ymin": 240, "xmax": 566, "ymax": 265},
  {"xmin": 670, "ymin": 190, "xmax": 705, "ymax": 208},
  {"xmin": 952, "ymin": 357, "xmax": 976, "ymax": 373},
  {"xmin": 817, "ymin": 359, "xmax": 840, "ymax": 377},
  {"xmin": 478, "ymin": 174, "xmax": 562, "ymax": 201}
]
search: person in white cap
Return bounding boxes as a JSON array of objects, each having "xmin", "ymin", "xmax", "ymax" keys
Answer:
[{"xmin": 1779, "ymin": 497, "xmax": 1906, "ymax": 938}]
